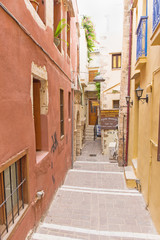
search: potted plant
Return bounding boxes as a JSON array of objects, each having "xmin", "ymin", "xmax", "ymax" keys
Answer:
[
  {"xmin": 30, "ymin": 0, "xmax": 39, "ymax": 12},
  {"xmin": 54, "ymin": 19, "xmax": 69, "ymax": 47}
]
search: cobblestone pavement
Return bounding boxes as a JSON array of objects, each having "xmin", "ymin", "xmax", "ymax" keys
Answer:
[{"xmin": 30, "ymin": 139, "xmax": 160, "ymax": 240}]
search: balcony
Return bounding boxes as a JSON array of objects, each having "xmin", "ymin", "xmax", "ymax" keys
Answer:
[
  {"xmin": 151, "ymin": 0, "xmax": 160, "ymax": 45},
  {"xmin": 135, "ymin": 17, "xmax": 148, "ymax": 70}
]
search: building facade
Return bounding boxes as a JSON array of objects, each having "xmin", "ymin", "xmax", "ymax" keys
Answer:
[
  {"xmin": 126, "ymin": 0, "xmax": 160, "ymax": 233},
  {"xmin": 100, "ymin": 34, "xmax": 122, "ymax": 156},
  {"xmin": 0, "ymin": 0, "xmax": 79, "ymax": 239},
  {"xmin": 118, "ymin": 0, "xmax": 131, "ymax": 166}
]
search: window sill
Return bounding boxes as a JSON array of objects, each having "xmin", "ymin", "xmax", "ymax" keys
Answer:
[
  {"xmin": 36, "ymin": 151, "xmax": 49, "ymax": 164},
  {"xmin": 112, "ymin": 68, "xmax": 121, "ymax": 71},
  {"xmin": 2, "ymin": 205, "xmax": 28, "ymax": 240},
  {"xmin": 60, "ymin": 135, "xmax": 64, "ymax": 141}
]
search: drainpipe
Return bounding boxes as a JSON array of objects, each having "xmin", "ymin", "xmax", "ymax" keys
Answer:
[
  {"xmin": 71, "ymin": 89, "xmax": 74, "ymax": 169},
  {"xmin": 125, "ymin": 0, "xmax": 133, "ymax": 165}
]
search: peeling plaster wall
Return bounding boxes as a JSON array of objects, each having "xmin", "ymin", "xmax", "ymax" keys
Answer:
[{"xmin": 0, "ymin": 0, "xmax": 79, "ymax": 239}]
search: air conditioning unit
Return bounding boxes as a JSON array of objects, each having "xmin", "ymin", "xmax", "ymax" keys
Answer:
[{"xmin": 109, "ymin": 142, "xmax": 117, "ymax": 160}]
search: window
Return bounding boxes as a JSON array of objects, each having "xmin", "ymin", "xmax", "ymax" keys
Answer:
[
  {"xmin": 113, "ymin": 100, "xmax": 120, "ymax": 109},
  {"xmin": 68, "ymin": 92, "xmax": 71, "ymax": 119},
  {"xmin": 60, "ymin": 89, "xmax": 64, "ymax": 136},
  {"xmin": 37, "ymin": 0, "xmax": 46, "ymax": 24},
  {"xmin": 0, "ymin": 153, "xmax": 28, "ymax": 238},
  {"xmin": 112, "ymin": 54, "xmax": 121, "ymax": 69},
  {"xmin": 67, "ymin": 12, "xmax": 71, "ymax": 57},
  {"xmin": 89, "ymin": 70, "xmax": 98, "ymax": 83},
  {"xmin": 30, "ymin": 0, "xmax": 46, "ymax": 24},
  {"xmin": 54, "ymin": 0, "xmax": 62, "ymax": 51}
]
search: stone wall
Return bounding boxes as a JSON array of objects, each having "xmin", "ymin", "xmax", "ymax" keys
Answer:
[{"xmin": 118, "ymin": 0, "xmax": 131, "ymax": 166}]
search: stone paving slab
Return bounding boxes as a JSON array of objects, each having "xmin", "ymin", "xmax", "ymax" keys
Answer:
[
  {"xmin": 64, "ymin": 170, "xmax": 127, "ymax": 190},
  {"xmin": 73, "ymin": 161, "xmax": 123, "ymax": 172},
  {"xmin": 30, "ymin": 139, "xmax": 160, "ymax": 240}
]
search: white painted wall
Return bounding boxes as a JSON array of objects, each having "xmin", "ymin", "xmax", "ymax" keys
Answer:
[{"xmin": 79, "ymin": 28, "xmax": 88, "ymax": 86}]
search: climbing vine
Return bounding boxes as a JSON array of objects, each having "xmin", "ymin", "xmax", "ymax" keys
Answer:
[
  {"xmin": 81, "ymin": 15, "xmax": 97, "ymax": 62},
  {"xmin": 95, "ymin": 82, "xmax": 100, "ymax": 100}
]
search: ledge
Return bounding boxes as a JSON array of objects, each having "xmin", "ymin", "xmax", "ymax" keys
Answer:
[
  {"xmin": 135, "ymin": 57, "xmax": 147, "ymax": 70},
  {"xmin": 131, "ymin": 70, "xmax": 140, "ymax": 79},
  {"xmin": 36, "ymin": 151, "xmax": 49, "ymax": 164},
  {"xmin": 151, "ymin": 22, "xmax": 160, "ymax": 46}
]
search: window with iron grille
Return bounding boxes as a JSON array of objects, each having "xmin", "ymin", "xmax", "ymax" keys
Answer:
[
  {"xmin": 60, "ymin": 89, "xmax": 64, "ymax": 136},
  {"xmin": 112, "ymin": 54, "xmax": 121, "ymax": 69},
  {"xmin": 113, "ymin": 100, "xmax": 120, "ymax": 109},
  {"xmin": 0, "ymin": 153, "xmax": 27, "ymax": 238}
]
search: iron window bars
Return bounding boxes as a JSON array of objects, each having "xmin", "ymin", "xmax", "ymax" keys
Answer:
[{"xmin": 0, "ymin": 157, "xmax": 26, "ymax": 239}]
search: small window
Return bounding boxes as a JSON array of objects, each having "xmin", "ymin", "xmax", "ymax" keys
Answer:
[
  {"xmin": 68, "ymin": 92, "xmax": 71, "ymax": 119},
  {"xmin": 89, "ymin": 70, "xmax": 98, "ymax": 83},
  {"xmin": 113, "ymin": 100, "xmax": 119, "ymax": 109},
  {"xmin": 112, "ymin": 54, "xmax": 121, "ymax": 69},
  {"xmin": 60, "ymin": 89, "xmax": 64, "ymax": 136},
  {"xmin": 0, "ymin": 153, "xmax": 28, "ymax": 238},
  {"xmin": 67, "ymin": 12, "xmax": 71, "ymax": 57},
  {"xmin": 30, "ymin": 0, "xmax": 46, "ymax": 24},
  {"xmin": 54, "ymin": 0, "xmax": 62, "ymax": 51}
]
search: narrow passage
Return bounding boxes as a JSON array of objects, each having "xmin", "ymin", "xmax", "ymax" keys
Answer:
[{"xmin": 30, "ymin": 139, "xmax": 159, "ymax": 240}]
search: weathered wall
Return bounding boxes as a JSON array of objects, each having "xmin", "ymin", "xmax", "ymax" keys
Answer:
[
  {"xmin": 128, "ymin": 0, "xmax": 160, "ymax": 233},
  {"xmin": 0, "ymin": 0, "xmax": 78, "ymax": 239},
  {"xmin": 118, "ymin": 0, "xmax": 131, "ymax": 166}
]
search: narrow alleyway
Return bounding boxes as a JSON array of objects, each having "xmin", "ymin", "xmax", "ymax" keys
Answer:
[{"xmin": 30, "ymin": 139, "xmax": 159, "ymax": 240}]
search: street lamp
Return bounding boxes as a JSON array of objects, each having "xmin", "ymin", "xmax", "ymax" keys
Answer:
[
  {"xmin": 93, "ymin": 75, "xmax": 105, "ymax": 83},
  {"xmin": 135, "ymin": 86, "xmax": 148, "ymax": 103},
  {"xmin": 125, "ymin": 96, "xmax": 133, "ymax": 107}
]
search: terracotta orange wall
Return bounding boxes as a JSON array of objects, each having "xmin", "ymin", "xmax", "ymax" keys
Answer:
[{"xmin": 0, "ymin": 0, "xmax": 78, "ymax": 239}]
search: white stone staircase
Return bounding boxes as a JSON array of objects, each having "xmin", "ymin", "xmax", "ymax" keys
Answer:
[{"xmin": 85, "ymin": 125, "xmax": 95, "ymax": 141}]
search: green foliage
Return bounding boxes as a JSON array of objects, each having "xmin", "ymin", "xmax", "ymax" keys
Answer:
[
  {"xmin": 54, "ymin": 19, "xmax": 69, "ymax": 38},
  {"xmin": 95, "ymin": 82, "xmax": 100, "ymax": 100},
  {"xmin": 112, "ymin": 90, "xmax": 119, "ymax": 94},
  {"xmin": 81, "ymin": 15, "xmax": 97, "ymax": 62}
]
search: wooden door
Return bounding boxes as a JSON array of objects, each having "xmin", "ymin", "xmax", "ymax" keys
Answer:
[
  {"xmin": 33, "ymin": 80, "xmax": 41, "ymax": 150},
  {"xmin": 89, "ymin": 100, "xmax": 97, "ymax": 125}
]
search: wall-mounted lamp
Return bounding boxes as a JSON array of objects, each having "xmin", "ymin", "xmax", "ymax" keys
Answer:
[
  {"xmin": 135, "ymin": 86, "xmax": 148, "ymax": 103},
  {"xmin": 93, "ymin": 75, "xmax": 105, "ymax": 83},
  {"xmin": 125, "ymin": 96, "xmax": 133, "ymax": 107}
]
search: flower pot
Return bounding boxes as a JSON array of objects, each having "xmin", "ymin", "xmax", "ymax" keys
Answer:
[
  {"xmin": 30, "ymin": 0, "xmax": 39, "ymax": 12},
  {"xmin": 54, "ymin": 37, "xmax": 60, "ymax": 47}
]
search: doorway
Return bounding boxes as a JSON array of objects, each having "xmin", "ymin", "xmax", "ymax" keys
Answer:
[
  {"xmin": 89, "ymin": 99, "xmax": 98, "ymax": 125},
  {"xmin": 33, "ymin": 79, "xmax": 41, "ymax": 151}
]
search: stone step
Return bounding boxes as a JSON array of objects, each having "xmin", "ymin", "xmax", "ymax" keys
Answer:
[
  {"xmin": 85, "ymin": 133, "xmax": 94, "ymax": 136},
  {"xmin": 85, "ymin": 137, "xmax": 94, "ymax": 141},
  {"xmin": 85, "ymin": 137, "xmax": 94, "ymax": 140},
  {"xmin": 86, "ymin": 125, "xmax": 94, "ymax": 128},
  {"xmin": 132, "ymin": 158, "xmax": 137, "ymax": 177},
  {"xmin": 124, "ymin": 165, "xmax": 138, "ymax": 189}
]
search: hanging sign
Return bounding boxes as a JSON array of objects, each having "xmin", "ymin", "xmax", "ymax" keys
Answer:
[
  {"xmin": 101, "ymin": 110, "xmax": 119, "ymax": 130},
  {"xmin": 92, "ymin": 101, "xmax": 99, "ymax": 107}
]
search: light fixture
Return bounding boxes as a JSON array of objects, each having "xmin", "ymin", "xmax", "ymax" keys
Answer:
[
  {"xmin": 125, "ymin": 96, "xmax": 133, "ymax": 107},
  {"xmin": 135, "ymin": 86, "xmax": 148, "ymax": 103},
  {"xmin": 93, "ymin": 74, "xmax": 105, "ymax": 83}
]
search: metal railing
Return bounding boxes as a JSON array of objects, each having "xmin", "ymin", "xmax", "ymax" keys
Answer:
[
  {"xmin": 136, "ymin": 16, "xmax": 148, "ymax": 61},
  {"xmin": 153, "ymin": 0, "xmax": 160, "ymax": 32},
  {"xmin": 0, "ymin": 158, "xmax": 26, "ymax": 238}
]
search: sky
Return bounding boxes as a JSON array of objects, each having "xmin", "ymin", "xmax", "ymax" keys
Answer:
[{"xmin": 77, "ymin": 0, "xmax": 124, "ymax": 40}]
